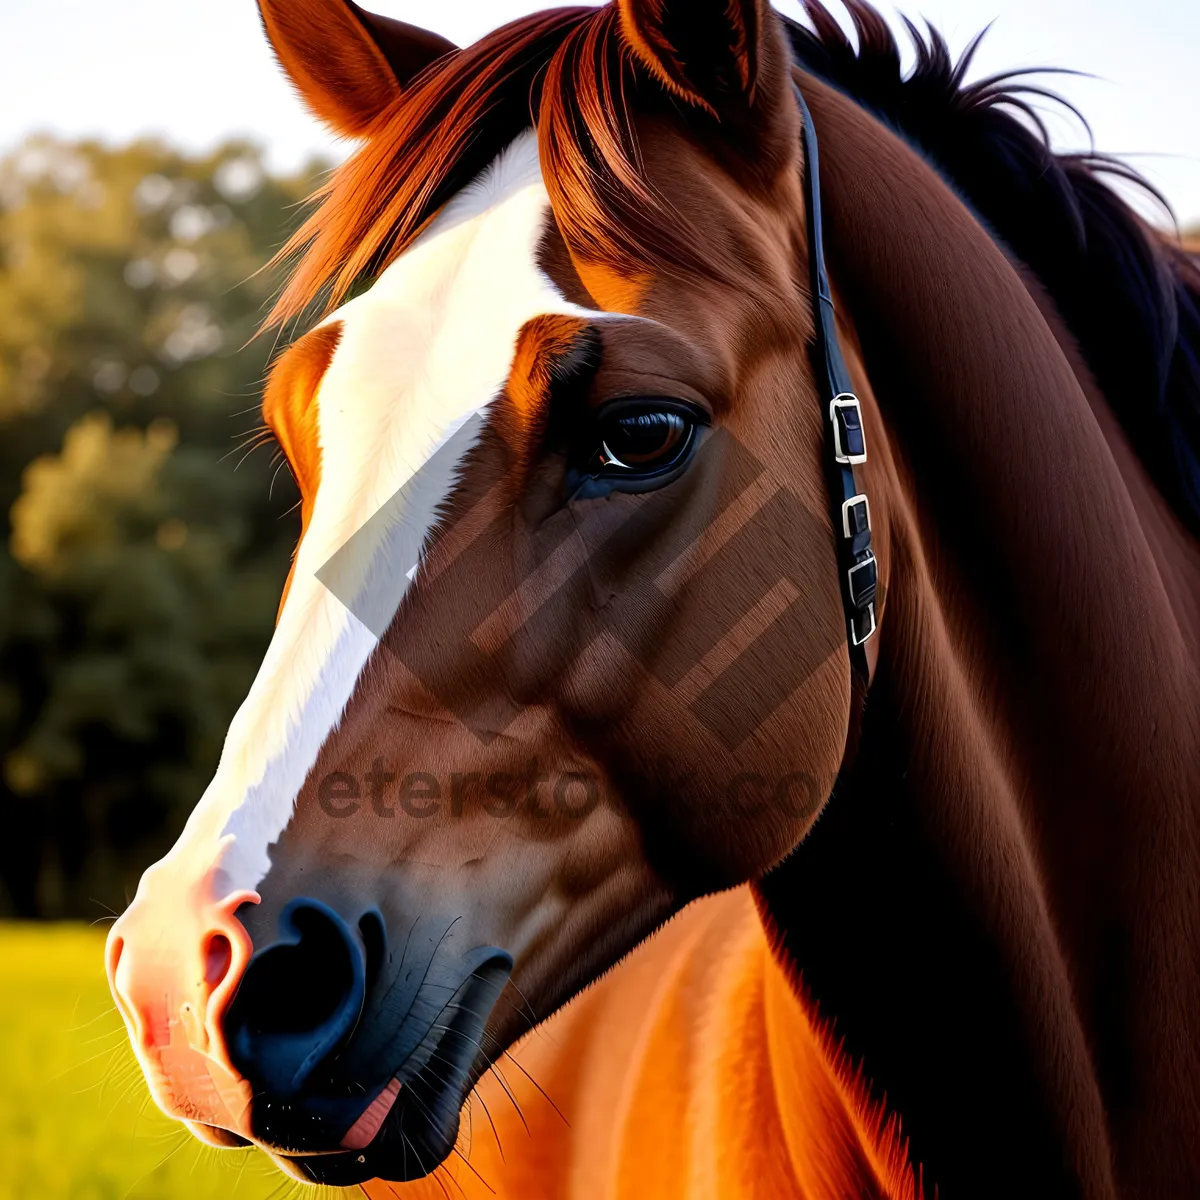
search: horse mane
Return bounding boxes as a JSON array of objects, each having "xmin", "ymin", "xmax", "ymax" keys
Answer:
[
  {"xmin": 267, "ymin": 4, "xmax": 706, "ymax": 332},
  {"xmin": 269, "ymin": 0, "xmax": 1200, "ymax": 537},
  {"xmin": 784, "ymin": 0, "xmax": 1200, "ymax": 537}
]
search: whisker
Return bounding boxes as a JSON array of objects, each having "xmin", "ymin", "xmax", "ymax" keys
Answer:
[
  {"xmin": 449, "ymin": 1143, "xmax": 494, "ymax": 1194},
  {"xmin": 498, "ymin": 1046, "xmax": 568, "ymax": 1129},
  {"xmin": 374, "ymin": 916, "xmax": 464, "ymax": 1039},
  {"xmin": 75, "ymin": 1023, "xmax": 128, "ymax": 1047},
  {"xmin": 387, "ymin": 1061, "xmax": 482, "ymax": 1196},
  {"xmin": 470, "ymin": 1086, "xmax": 504, "ymax": 1162},
  {"xmin": 401, "ymin": 1130, "xmax": 446, "ymax": 1200},
  {"xmin": 431, "ymin": 999, "xmax": 562, "ymax": 1127},
  {"xmin": 500, "ymin": 975, "xmax": 541, "ymax": 1031},
  {"xmin": 426, "ymin": 989, "xmax": 562, "ymax": 1133},
  {"xmin": 117, "ymin": 1128, "xmax": 191, "ymax": 1200},
  {"xmin": 429, "ymin": 1077, "xmax": 506, "ymax": 1195},
  {"xmin": 52, "ymin": 1042, "xmax": 127, "ymax": 1081},
  {"xmin": 232, "ymin": 1143, "xmax": 252, "ymax": 1192},
  {"xmin": 483, "ymin": 1061, "xmax": 528, "ymax": 1136}
]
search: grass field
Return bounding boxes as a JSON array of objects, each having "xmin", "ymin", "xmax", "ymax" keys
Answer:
[{"xmin": 0, "ymin": 923, "xmax": 301, "ymax": 1200}]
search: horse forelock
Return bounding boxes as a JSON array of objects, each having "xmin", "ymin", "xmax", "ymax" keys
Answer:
[{"xmin": 266, "ymin": 4, "xmax": 738, "ymax": 333}]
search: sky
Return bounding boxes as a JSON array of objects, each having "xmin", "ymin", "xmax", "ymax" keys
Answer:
[{"xmin": 2, "ymin": 0, "xmax": 1198, "ymax": 226}]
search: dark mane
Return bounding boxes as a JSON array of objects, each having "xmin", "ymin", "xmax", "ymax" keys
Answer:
[{"xmin": 785, "ymin": 0, "xmax": 1200, "ymax": 536}]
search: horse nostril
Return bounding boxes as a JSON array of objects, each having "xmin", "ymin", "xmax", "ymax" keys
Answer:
[
  {"xmin": 224, "ymin": 899, "xmax": 367, "ymax": 1097},
  {"xmin": 205, "ymin": 933, "xmax": 233, "ymax": 988},
  {"xmin": 105, "ymin": 932, "xmax": 133, "ymax": 1026},
  {"xmin": 358, "ymin": 910, "xmax": 386, "ymax": 992},
  {"xmin": 107, "ymin": 933, "xmax": 125, "ymax": 982}
]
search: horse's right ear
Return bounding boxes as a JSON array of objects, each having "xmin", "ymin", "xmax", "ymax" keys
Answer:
[
  {"xmin": 617, "ymin": 0, "xmax": 769, "ymax": 117},
  {"xmin": 258, "ymin": 0, "xmax": 458, "ymax": 137}
]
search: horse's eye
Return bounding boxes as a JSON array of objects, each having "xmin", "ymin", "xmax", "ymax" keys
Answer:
[
  {"xmin": 599, "ymin": 410, "xmax": 690, "ymax": 470},
  {"xmin": 570, "ymin": 401, "xmax": 706, "ymax": 496}
]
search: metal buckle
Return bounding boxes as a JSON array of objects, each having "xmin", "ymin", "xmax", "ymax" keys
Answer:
[
  {"xmin": 841, "ymin": 493, "xmax": 870, "ymax": 540},
  {"xmin": 830, "ymin": 393, "xmax": 867, "ymax": 465},
  {"xmin": 850, "ymin": 602, "xmax": 877, "ymax": 646}
]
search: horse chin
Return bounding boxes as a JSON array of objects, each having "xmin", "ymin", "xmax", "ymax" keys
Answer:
[
  {"xmin": 185, "ymin": 1121, "xmax": 252, "ymax": 1149},
  {"xmin": 277, "ymin": 1078, "xmax": 466, "ymax": 1186},
  {"xmin": 257, "ymin": 956, "xmax": 511, "ymax": 1185}
]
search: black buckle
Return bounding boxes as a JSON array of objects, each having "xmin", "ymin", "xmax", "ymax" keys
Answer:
[
  {"xmin": 847, "ymin": 550, "xmax": 878, "ymax": 611},
  {"xmin": 841, "ymin": 493, "xmax": 871, "ymax": 555},
  {"xmin": 830, "ymin": 393, "xmax": 867, "ymax": 464}
]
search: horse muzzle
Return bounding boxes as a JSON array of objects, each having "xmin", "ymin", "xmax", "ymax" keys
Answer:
[{"xmin": 108, "ymin": 874, "xmax": 513, "ymax": 1182}]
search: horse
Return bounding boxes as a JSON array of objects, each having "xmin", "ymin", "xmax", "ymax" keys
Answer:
[{"xmin": 106, "ymin": 1, "xmax": 1200, "ymax": 1196}]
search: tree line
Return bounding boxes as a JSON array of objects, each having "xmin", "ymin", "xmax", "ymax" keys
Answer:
[{"xmin": 0, "ymin": 135, "xmax": 322, "ymax": 917}]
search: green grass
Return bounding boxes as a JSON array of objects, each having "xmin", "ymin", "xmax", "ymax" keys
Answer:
[{"xmin": 0, "ymin": 923, "xmax": 303, "ymax": 1200}]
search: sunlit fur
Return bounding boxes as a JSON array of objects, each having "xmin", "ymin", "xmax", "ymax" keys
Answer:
[{"xmin": 109, "ymin": 1, "xmax": 1200, "ymax": 1194}]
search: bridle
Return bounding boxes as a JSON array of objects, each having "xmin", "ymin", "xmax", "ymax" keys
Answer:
[{"xmin": 794, "ymin": 80, "xmax": 878, "ymax": 684}]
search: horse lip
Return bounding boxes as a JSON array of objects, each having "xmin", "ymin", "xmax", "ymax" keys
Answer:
[
  {"xmin": 393, "ymin": 950, "xmax": 512, "ymax": 1086},
  {"xmin": 276, "ymin": 957, "xmax": 514, "ymax": 1185},
  {"xmin": 340, "ymin": 1077, "xmax": 402, "ymax": 1150},
  {"xmin": 185, "ymin": 1121, "xmax": 252, "ymax": 1149}
]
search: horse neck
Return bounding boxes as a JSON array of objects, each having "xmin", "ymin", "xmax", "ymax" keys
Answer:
[{"xmin": 754, "ymin": 73, "xmax": 1200, "ymax": 1200}]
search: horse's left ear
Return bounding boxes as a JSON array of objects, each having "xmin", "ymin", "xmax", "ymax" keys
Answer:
[
  {"xmin": 258, "ymin": 0, "xmax": 458, "ymax": 137},
  {"xmin": 617, "ymin": 0, "xmax": 770, "ymax": 116}
]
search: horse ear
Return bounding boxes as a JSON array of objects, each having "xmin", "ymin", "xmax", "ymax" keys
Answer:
[
  {"xmin": 617, "ymin": 0, "xmax": 768, "ymax": 116},
  {"xmin": 257, "ymin": 0, "xmax": 457, "ymax": 136}
]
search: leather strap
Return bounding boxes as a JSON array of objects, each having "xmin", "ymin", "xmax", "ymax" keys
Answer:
[{"xmin": 794, "ymin": 81, "xmax": 877, "ymax": 686}]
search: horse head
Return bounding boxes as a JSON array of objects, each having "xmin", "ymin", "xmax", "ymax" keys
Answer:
[{"xmin": 107, "ymin": 0, "xmax": 877, "ymax": 1184}]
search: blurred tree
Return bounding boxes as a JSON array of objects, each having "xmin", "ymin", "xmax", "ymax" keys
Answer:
[{"xmin": 0, "ymin": 136, "xmax": 323, "ymax": 917}]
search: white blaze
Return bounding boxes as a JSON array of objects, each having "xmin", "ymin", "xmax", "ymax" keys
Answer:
[{"xmin": 151, "ymin": 131, "xmax": 575, "ymax": 899}]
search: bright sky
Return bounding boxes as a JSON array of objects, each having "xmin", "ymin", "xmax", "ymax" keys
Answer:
[{"xmin": 3, "ymin": 0, "xmax": 1198, "ymax": 226}]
